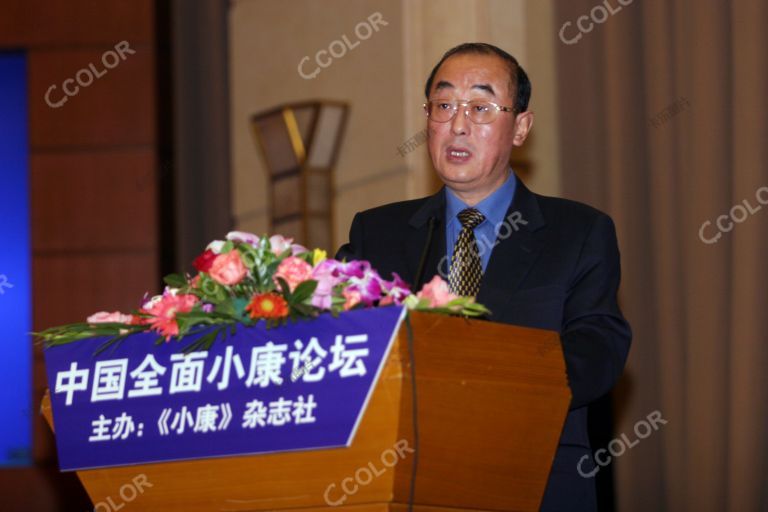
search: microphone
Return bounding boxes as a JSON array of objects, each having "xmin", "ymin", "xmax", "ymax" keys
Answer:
[{"xmin": 406, "ymin": 215, "xmax": 436, "ymax": 512}]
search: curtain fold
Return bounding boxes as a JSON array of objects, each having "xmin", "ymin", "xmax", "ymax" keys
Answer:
[{"xmin": 553, "ymin": 0, "xmax": 768, "ymax": 510}]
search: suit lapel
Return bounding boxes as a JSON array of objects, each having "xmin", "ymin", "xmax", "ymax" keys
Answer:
[
  {"xmin": 405, "ymin": 189, "xmax": 447, "ymax": 290},
  {"xmin": 476, "ymin": 180, "xmax": 546, "ymax": 309}
]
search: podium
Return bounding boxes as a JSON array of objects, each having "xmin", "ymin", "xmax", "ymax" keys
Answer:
[{"xmin": 41, "ymin": 311, "xmax": 570, "ymax": 511}]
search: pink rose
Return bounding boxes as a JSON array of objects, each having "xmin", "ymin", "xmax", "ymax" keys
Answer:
[
  {"xmin": 87, "ymin": 311, "xmax": 134, "ymax": 324},
  {"xmin": 209, "ymin": 250, "xmax": 248, "ymax": 286},
  {"xmin": 417, "ymin": 275, "xmax": 459, "ymax": 307},
  {"xmin": 274, "ymin": 256, "xmax": 313, "ymax": 292}
]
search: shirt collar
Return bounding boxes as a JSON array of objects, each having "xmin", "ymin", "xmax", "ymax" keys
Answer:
[{"xmin": 445, "ymin": 170, "xmax": 517, "ymax": 227}]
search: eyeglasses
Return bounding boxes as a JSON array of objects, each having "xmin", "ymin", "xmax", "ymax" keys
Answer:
[{"xmin": 423, "ymin": 99, "xmax": 516, "ymax": 124}]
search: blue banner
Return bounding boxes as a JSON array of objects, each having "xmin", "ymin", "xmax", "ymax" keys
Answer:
[
  {"xmin": 44, "ymin": 306, "xmax": 406, "ymax": 471},
  {"xmin": 0, "ymin": 51, "xmax": 32, "ymax": 467}
]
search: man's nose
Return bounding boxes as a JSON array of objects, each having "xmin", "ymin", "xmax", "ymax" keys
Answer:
[{"xmin": 450, "ymin": 106, "xmax": 470, "ymax": 135}]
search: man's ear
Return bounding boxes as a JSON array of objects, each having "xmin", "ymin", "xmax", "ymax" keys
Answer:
[{"xmin": 512, "ymin": 111, "xmax": 534, "ymax": 147}]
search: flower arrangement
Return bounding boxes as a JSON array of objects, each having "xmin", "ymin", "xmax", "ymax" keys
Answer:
[{"xmin": 36, "ymin": 232, "xmax": 489, "ymax": 353}]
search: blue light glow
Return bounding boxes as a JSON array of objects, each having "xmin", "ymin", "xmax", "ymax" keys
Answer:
[{"xmin": 0, "ymin": 51, "xmax": 32, "ymax": 467}]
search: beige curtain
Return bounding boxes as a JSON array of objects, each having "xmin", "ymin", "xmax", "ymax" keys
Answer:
[{"xmin": 553, "ymin": 0, "xmax": 768, "ymax": 510}]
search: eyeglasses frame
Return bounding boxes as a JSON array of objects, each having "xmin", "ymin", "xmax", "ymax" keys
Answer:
[{"xmin": 422, "ymin": 99, "xmax": 517, "ymax": 124}]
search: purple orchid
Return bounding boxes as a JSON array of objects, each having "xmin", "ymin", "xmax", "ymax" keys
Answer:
[
  {"xmin": 346, "ymin": 266, "xmax": 386, "ymax": 306},
  {"xmin": 382, "ymin": 272, "xmax": 413, "ymax": 305}
]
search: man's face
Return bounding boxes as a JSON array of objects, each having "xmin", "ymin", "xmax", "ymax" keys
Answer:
[{"xmin": 426, "ymin": 53, "xmax": 532, "ymax": 203}]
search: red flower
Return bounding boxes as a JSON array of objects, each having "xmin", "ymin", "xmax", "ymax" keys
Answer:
[
  {"xmin": 192, "ymin": 249, "xmax": 217, "ymax": 272},
  {"xmin": 145, "ymin": 293, "xmax": 200, "ymax": 341},
  {"xmin": 245, "ymin": 293, "xmax": 289, "ymax": 319}
]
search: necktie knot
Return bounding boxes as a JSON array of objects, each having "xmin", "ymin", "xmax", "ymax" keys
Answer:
[{"xmin": 457, "ymin": 208, "xmax": 485, "ymax": 229}]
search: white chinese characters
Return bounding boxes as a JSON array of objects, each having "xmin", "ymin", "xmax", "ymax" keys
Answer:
[
  {"xmin": 157, "ymin": 403, "xmax": 233, "ymax": 435},
  {"xmin": 53, "ymin": 333, "xmax": 370, "ymax": 406},
  {"xmin": 88, "ymin": 412, "xmax": 144, "ymax": 442},
  {"xmin": 242, "ymin": 394, "xmax": 318, "ymax": 428}
]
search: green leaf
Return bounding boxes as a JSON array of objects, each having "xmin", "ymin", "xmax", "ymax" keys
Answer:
[
  {"xmin": 164, "ymin": 273, "xmax": 188, "ymax": 289},
  {"xmin": 291, "ymin": 303, "xmax": 315, "ymax": 317},
  {"xmin": 296, "ymin": 251, "xmax": 314, "ymax": 265},
  {"xmin": 231, "ymin": 297, "xmax": 250, "ymax": 321},
  {"xmin": 275, "ymin": 277, "xmax": 291, "ymax": 297},
  {"xmin": 200, "ymin": 274, "xmax": 227, "ymax": 302},
  {"xmin": 93, "ymin": 334, "xmax": 131, "ymax": 357},
  {"xmin": 291, "ymin": 280, "xmax": 318, "ymax": 303},
  {"xmin": 181, "ymin": 327, "xmax": 220, "ymax": 353}
]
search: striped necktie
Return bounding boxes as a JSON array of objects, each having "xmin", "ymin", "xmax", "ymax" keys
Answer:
[{"xmin": 448, "ymin": 208, "xmax": 485, "ymax": 297}]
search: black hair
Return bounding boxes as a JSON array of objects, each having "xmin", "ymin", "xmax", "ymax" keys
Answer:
[{"xmin": 424, "ymin": 42, "xmax": 531, "ymax": 114}]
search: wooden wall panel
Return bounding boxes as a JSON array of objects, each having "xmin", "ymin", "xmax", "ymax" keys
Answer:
[
  {"xmin": 31, "ymin": 150, "xmax": 157, "ymax": 251},
  {"xmin": 0, "ymin": 0, "xmax": 153, "ymax": 47},
  {"xmin": 33, "ymin": 253, "xmax": 159, "ymax": 327},
  {"xmin": 28, "ymin": 46, "xmax": 156, "ymax": 147}
]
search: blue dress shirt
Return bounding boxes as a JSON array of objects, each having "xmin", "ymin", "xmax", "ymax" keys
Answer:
[{"xmin": 445, "ymin": 171, "xmax": 517, "ymax": 271}]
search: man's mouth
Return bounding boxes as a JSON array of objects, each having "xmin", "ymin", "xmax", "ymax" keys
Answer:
[{"xmin": 446, "ymin": 146, "xmax": 472, "ymax": 163}]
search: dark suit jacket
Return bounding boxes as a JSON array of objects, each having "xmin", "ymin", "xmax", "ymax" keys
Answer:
[{"xmin": 336, "ymin": 180, "xmax": 631, "ymax": 511}]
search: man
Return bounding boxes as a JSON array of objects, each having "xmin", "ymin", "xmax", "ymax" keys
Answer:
[{"xmin": 336, "ymin": 42, "xmax": 631, "ymax": 511}]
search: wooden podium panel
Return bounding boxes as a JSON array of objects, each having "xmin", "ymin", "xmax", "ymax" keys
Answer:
[
  {"xmin": 41, "ymin": 312, "xmax": 570, "ymax": 512},
  {"xmin": 391, "ymin": 313, "xmax": 570, "ymax": 511}
]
